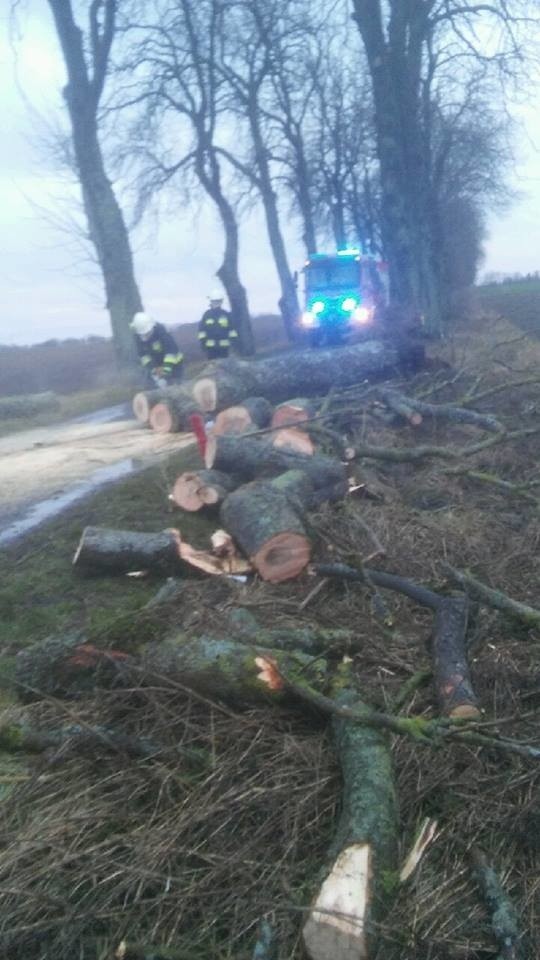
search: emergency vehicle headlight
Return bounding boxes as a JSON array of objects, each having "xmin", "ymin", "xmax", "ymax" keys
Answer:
[
  {"xmin": 342, "ymin": 297, "xmax": 357, "ymax": 312},
  {"xmin": 300, "ymin": 311, "xmax": 317, "ymax": 328},
  {"xmin": 352, "ymin": 306, "xmax": 372, "ymax": 325},
  {"xmin": 311, "ymin": 300, "xmax": 325, "ymax": 314}
]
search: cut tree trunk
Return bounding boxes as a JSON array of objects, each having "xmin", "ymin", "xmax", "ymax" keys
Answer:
[
  {"xmin": 0, "ymin": 392, "xmax": 60, "ymax": 418},
  {"xmin": 14, "ymin": 631, "xmax": 325, "ymax": 707},
  {"xmin": 377, "ymin": 388, "xmax": 422, "ymax": 426},
  {"xmin": 213, "ymin": 397, "xmax": 273, "ymax": 435},
  {"xmin": 272, "ymin": 427, "xmax": 315, "ymax": 456},
  {"xmin": 431, "ymin": 595, "xmax": 480, "ymax": 719},
  {"xmin": 149, "ymin": 394, "xmax": 203, "ymax": 434},
  {"xmin": 171, "ymin": 469, "xmax": 240, "ymax": 512},
  {"xmin": 303, "ymin": 689, "xmax": 398, "ymax": 960},
  {"xmin": 271, "ymin": 398, "xmax": 317, "ymax": 429},
  {"xmin": 73, "ymin": 527, "xmax": 185, "ymax": 576},
  {"xmin": 132, "ymin": 385, "xmax": 194, "ymax": 425},
  {"xmin": 193, "ymin": 341, "xmax": 398, "ymax": 413},
  {"xmin": 206, "ymin": 434, "xmax": 347, "ymax": 491},
  {"xmin": 220, "ymin": 471, "xmax": 314, "ymax": 582}
]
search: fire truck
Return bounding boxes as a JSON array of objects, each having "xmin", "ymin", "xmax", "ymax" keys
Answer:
[{"xmin": 297, "ymin": 249, "xmax": 388, "ymax": 345}]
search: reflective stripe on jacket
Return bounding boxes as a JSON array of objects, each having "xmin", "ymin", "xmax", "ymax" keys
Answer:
[
  {"xmin": 136, "ymin": 322, "xmax": 184, "ymax": 375},
  {"xmin": 198, "ymin": 308, "xmax": 237, "ymax": 350}
]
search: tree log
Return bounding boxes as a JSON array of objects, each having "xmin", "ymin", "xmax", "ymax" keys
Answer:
[
  {"xmin": 271, "ymin": 398, "xmax": 317, "ymax": 429},
  {"xmin": 149, "ymin": 394, "xmax": 203, "ymax": 434},
  {"xmin": 431, "ymin": 596, "xmax": 479, "ymax": 719},
  {"xmin": 379, "ymin": 388, "xmax": 503, "ymax": 433},
  {"xmin": 303, "ymin": 689, "xmax": 398, "ymax": 960},
  {"xmin": 171, "ymin": 469, "xmax": 241, "ymax": 511},
  {"xmin": 206, "ymin": 434, "xmax": 347, "ymax": 490},
  {"xmin": 220, "ymin": 472, "xmax": 314, "ymax": 582},
  {"xmin": 132, "ymin": 385, "xmax": 191, "ymax": 424},
  {"xmin": 470, "ymin": 848, "xmax": 522, "ymax": 959},
  {"xmin": 0, "ymin": 391, "xmax": 59, "ymax": 418},
  {"xmin": 271, "ymin": 427, "xmax": 316, "ymax": 456},
  {"xmin": 213, "ymin": 396, "xmax": 273, "ymax": 435},
  {"xmin": 73, "ymin": 526, "xmax": 186, "ymax": 576},
  {"xmin": 192, "ymin": 341, "xmax": 398, "ymax": 412}
]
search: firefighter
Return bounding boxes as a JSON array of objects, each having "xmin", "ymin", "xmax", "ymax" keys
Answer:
[
  {"xmin": 130, "ymin": 312, "xmax": 184, "ymax": 387},
  {"xmin": 198, "ymin": 290, "xmax": 238, "ymax": 359}
]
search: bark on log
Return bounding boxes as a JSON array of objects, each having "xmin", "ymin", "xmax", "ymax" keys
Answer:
[
  {"xmin": 171, "ymin": 469, "xmax": 241, "ymax": 511},
  {"xmin": 377, "ymin": 388, "xmax": 422, "ymax": 426},
  {"xmin": 271, "ymin": 398, "xmax": 317, "ymax": 429},
  {"xmin": 470, "ymin": 848, "xmax": 522, "ymax": 959},
  {"xmin": 206, "ymin": 434, "xmax": 347, "ymax": 491},
  {"xmin": 220, "ymin": 472, "xmax": 313, "ymax": 582},
  {"xmin": 193, "ymin": 341, "xmax": 398, "ymax": 412},
  {"xmin": 0, "ymin": 391, "xmax": 59, "ymax": 418},
  {"xmin": 132, "ymin": 385, "xmax": 191, "ymax": 424},
  {"xmin": 149, "ymin": 394, "xmax": 203, "ymax": 434},
  {"xmin": 14, "ymin": 632, "xmax": 325, "ymax": 706},
  {"xmin": 213, "ymin": 396, "xmax": 273, "ymax": 435},
  {"xmin": 431, "ymin": 596, "xmax": 480, "ymax": 719},
  {"xmin": 73, "ymin": 526, "xmax": 186, "ymax": 576},
  {"xmin": 380, "ymin": 388, "xmax": 503, "ymax": 434},
  {"xmin": 303, "ymin": 689, "xmax": 398, "ymax": 960}
]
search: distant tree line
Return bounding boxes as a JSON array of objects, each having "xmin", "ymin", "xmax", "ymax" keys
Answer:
[{"xmin": 34, "ymin": 0, "xmax": 535, "ymax": 361}]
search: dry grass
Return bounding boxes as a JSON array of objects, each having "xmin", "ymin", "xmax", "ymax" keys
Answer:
[{"xmin": 2, "ymin": 312, "xmax": 540, "ymax": 959}]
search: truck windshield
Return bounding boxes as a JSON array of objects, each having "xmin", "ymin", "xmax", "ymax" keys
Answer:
[{"xmin": 307, "ymin": 260, "xmax": 360, "ymax": 288}]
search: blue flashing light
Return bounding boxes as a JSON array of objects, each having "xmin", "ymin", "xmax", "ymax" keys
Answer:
[
  {"xmin": 311, "ymin": 300, "xmax": 325, "ymax": 314},
  {"xmin": 342, "ymin": 297, "xmax": 357, "ymax": 312},
  {"xmin": 337, "ymin": 247, "xmax": 361, "ymax": 257}
]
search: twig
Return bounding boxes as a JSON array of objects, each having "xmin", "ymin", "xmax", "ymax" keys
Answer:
[
  {"xmin": 351, "ymin": 426, "xmax": 540, "ymax": 465},
  {"xmin": 470, "ymin": 848, "xmax": 523, "ymax": 959},
  {"xmin": 461, "ymin": 375, "xmax": 540, "ymax": 407},
  {"xmin": 379, "ymin": 387, "xmax": 503, "ymax": 433},
  {"xmin": 312, "ymin": 561, "xmax": 442, "ymax": 611},
  {"xmin": 442, "ymin": 468, "xmax": 540, "ymax": 507},
  {"xmin": 442, "ymin": 565, "xmax": 540, "ymax": 628},
  {"xmin": 390, "ymin": 669, "xmax": 432, "ymax": 713}
]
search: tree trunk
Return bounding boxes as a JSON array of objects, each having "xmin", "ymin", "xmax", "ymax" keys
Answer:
[
  {"xmin": 205, "ymin": 434, "xmax": 347, "ymax": 490},
  {"xmin": 195, "ymin": 146, "xmax": 255, "ymax": 356},
  {"xmin": 171, "ymin": 469, "xmax": 241, "ymax": 511},
  {"xmin": 47, "ymin": 0, "xmax": 143, "ymax": 368},
  {"xmin": 193, "ymin": 340, "xmax": 398, "ymax": 413},
  {"xmin": 213, "ymin": 397, "xmax": 273, "ymax": 435},
  {"xmin": 431, "ymin": 596, "xmax": 480, "ymax": 719},
  {"xmin": 271, "ymin": 398, "xmax": 316, "ymax": 429},
  {"xmin": 73, "ymin": 526, "xmax": 185, "ymax": 576},
  {"xmin": 149, "ymin": 395, "xmax": 203, "ymax": 434},
  {"xmin": 221, "ymin": 471, "xmax": 314, "ymax": 581},
  {"xmin": 132, "ymin": 385, "xmax": 194, "ymax": 424},
  {"xmin": 303, "ymin": 689, "xmax": 398, "ymax": 960},
  {"xmin": 248, "ymin": 99, "xmax": 300, "ymax": 341}
]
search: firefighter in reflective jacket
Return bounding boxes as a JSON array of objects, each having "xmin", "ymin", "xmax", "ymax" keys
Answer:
[
  {"xmin": 198, "ymin": 290, "xmax": 238, "ymax": 359},
  {"xmin": 130, "ymin": 312, "xmax": 184, "ymax": 387}
]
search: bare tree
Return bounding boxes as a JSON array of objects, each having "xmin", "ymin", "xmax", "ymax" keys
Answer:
[
  {"xmin": 119, "ymin": 0, "xmax": 255, "ymax": 355},
  {"xmin": 46, "ymin": 0, "xmax": 143, "ymax": 366},
  {"xmin": 351, "ymin": 0, "xmax": 534, "ymax": 334}
]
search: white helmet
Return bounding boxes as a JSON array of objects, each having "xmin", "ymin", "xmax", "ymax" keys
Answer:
[
  {"xmin": 130, "ymin": 311, "xmax": 155, "ymax": 336},
  {"xmin": 209, "ymin": 288, "xmax": 223, "ymax": 302}
]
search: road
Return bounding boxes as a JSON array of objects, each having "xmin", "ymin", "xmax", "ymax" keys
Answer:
[{"xmin": 0, "ymin": 406, "xmax": 194, "ymax": 545}]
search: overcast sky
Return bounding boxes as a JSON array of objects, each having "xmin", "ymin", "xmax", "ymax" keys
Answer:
[{"xmin": 1, "ymin": 3, "xmax": 539, "ymax": 346}]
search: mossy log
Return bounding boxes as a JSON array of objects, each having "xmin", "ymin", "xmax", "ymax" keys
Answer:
[
  {"xmin": 193, "ymin": 341, "xmax": 398, "ymax": 413},
  {"xmin": 206, "ymin": 433, "xmax": 347, "ymax": 490},
  {"xmin": 171, "ymin": 468, "xmax": 241, "ymax": 511},
  {"xmin": 73, "ymin": 526, "xmax": 186, "ymax": 576},
  {"xmin": 213, "ymin": 396, "xmax": 273, "ymax": 435},
  {"xmin": 271, "ymin": 397, "xmax": 317, "ymax": 429},
  {"xmin": 14, "ymin": 632, "xmax": 325, "ymax": 706},
  {"xmin": 220, "ymin": 472, "xmax": 314, "ymax": 582},
  {"xmin": 303, "ymin": 689, "xmax": 398, "ymax": 960},
  {"xmin": 380, "ymin": 389, "xmax": 503, "ymax": 434},
  {"xmin": 471, "ymin": 847, "xmax": 522, "ymax": 959},
  {"xmin": 0, "ymin": 391, "xmax": 59, "ymax": 418},
  {"xmin": 431, "ymin": 596, "xmax": 480, "ymax": 719}
]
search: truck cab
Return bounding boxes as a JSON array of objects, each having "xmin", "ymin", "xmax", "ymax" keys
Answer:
[{"xmin": 298, "ymin": 249, "xmax": 388, "ymax": 345}]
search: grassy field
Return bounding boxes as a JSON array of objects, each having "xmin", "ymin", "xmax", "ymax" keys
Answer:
[
  {"xmin": 477, "ymin": 277, "xmax": 540, "ymax": 335},
  {"xmin": 1, "ymin": 311, "xmax": 540, "ymax": 958}
]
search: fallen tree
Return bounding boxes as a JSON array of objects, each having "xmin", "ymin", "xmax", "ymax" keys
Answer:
[
  {"xmin": 205, "ymin": 433, "xmax": 347, "ymax": 491},
  {"xmin": 192, "ymin": 341, "xmax": 399, "ymax": 413},
  {"xmin": 213, "ymin": 396, "xmax": 273, "ymax": 435},
  {"xmin": 171, "ymin": 469, "xmax": 241, "ymax": 512}
]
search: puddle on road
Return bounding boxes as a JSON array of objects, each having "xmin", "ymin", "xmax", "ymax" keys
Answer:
[{"xmin": 0, "ymin": 458, "xmax": 137, "ymax": 547}]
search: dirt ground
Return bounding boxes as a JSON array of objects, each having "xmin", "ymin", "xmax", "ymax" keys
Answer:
[{"xmin": 0, "ymin": 414, "xmax": 194, "ymax": 521}]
